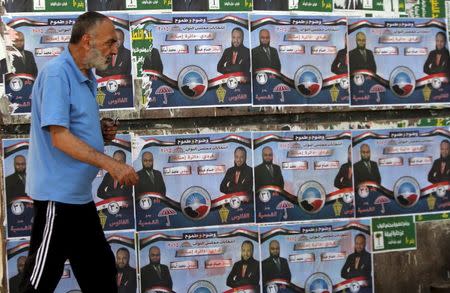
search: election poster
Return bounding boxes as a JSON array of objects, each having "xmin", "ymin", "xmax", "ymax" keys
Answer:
[
  {"xmin": 371, "ymin": 215, "xmax": 416, "ymax": 252},
  {"xmin": 106, "ymin": 231, "xmax": 138, "ymax": 293},
  {"xmin": 2, "ymin": 13, "xmax": 134, "ymax": 115},
  {"xmin": 138, "ymin": 225, "xmax": 260, "ymax": 293},
  {"xmin": 253, "ymin": 131, "xmax": 354, "ymax": 223},
  {"xmin": 260, "ymin": 219, "xmax": 373, "ymax": 293},
  {"xmin": 333, "ymin": 0, "xmax": 389, "ymax": 16},
  {"xmin": 92, "ymin": 134, "xmax": 135, "ymax": 232},
  {"xmin": 404, "ymin": 0, "xmax": 445, "ymax": 18},
  {"xmin": 130, "ymin": 13, "xmax": 252, "ymax": 109},
  {"xmin": 87, "ymin": 0, "xmax": 171, "ymax": 11},
  {"xmin": 348, "ymin": 17, "xmax": 450, "ymax": 106},
  {"xmin": 172, "ymin": 0, "xmax": 252, "ymax": 11},
  {"xmin": 252, "ymin": 0, "xmax": 332, "ymax": 12},
  {"xmin": 6, "ymin": 240, "xmax": 81, "ymax": 293},
  {"xmin": 133, "ymin": 132, "xmax": 254, "ymax": 231},
  {"xmin": 251, "ymin": 15, "xmax": 349, "ymax": 106},
  {"xmin": 352, "ymin": 127, "xmax": 450, "ymax": 218},
  {"xmin": 3, "ymin": 138, "xmax": 33, "ymax": 239},
  {"xmin": 2, "ymin": 0, "xmax": 85, "ymax": 13}
]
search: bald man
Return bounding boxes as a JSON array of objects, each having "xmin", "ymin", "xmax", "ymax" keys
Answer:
[
  {"xmin": 353, "ymin": 144, "xmax": 381, "ymax": 187},
  {"xmin": 5, "ymin": 155, "xmax": 27, "ymax": 202},
  {"xmin": 254, "ymin": 146, "xmax": 284, "ymax": 191},
  {"xmin": 262, "ymin": 240, "xmax": 291, "ymax": 285},
  {"xmin": 252, "ymin": 29, "xmax": 281, "ymax": 72},
  {"xmin": 11, "ymin": 31, "xmax": 38, "ymax": 77},
  {"xmin": 349, "ymin": 32, "xmax": 376, "ymax": 73},
  {"xmin": 135, "ymin": 151, "xmax": 166, "ymax": 196}
]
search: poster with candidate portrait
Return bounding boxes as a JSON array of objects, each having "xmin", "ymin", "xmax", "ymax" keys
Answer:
[
  {"xmin": 172, "ymin": 0, "xmax": 252, "ymax": 11},
  {"xmin": 87, "ymin": 0, "xmax": 171, "ymax": 11},
  {"xmin": 251, "ymin": 15, "xmax": 349, "ymax": 106},
  {"xmin": 138, "ymin": 225, "xmax": 260, "ymax": 293},
  {"xmin": 2, "ymin": 0, "xmax": 85, "ymax": 13},
  {"xmin": 253, "ymin": 131, "xmax": 354, "ymax": 223},
  {"xmin": 106, "ymin": 231, "xmax": 138, "ymax": 293},
  {"xmin": 352, "ymin": 127, "xmax": 450, "ymax": 218},
  {"xmin": 252, "ymin": 0, "xmax": 332, "ymax": 12},
  {"xmin": 92, "ymin": 134, "xmax": 135, "ymax": 232},
  {"xmin": 133, "ymin": 132, "xmax": 254, "ymax": 231},
  {"xmin": 130, "ymin": 13, "xmax": 252, "ymax": 109},
  {"xmin": 259, "ymin": 220, "xmax": 373, "ymax": 293},
  {"xmin": 3, "ymin": 138, "xmax": 33, "ymax": 239},
  {"xmin": 348, "ymin": 17, "xmax": 450, "ymax": 106},
  {"xmin": 7, "ymin": 240, "xmax": 81, "ymax": 293}
]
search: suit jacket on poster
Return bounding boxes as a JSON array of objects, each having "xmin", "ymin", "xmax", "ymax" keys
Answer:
[
  {"xmin": 262, "ymin": 256, "xmax": 291, "ymax": 285},
  {"xmin": 117, "ymin": 265, "xmax": 137, "ymax": 293},
  {"xmin": 252, "ymin": 45, "xmax": 281, "ymax": 72},
  {"xmin": 142, "ymin": 48, "xmax": 164, "ymax": 73},
  {"xmin": 172, "ymin": 0, "xmax": 208, "ymax": 11},
  {"xmin": 217, "ymin": 45, "xmax": 250, "ymax": 77},
  {"xmin": 226, "ymin": 258, "xmax": 260, "ymax": 289},
  {"xmin": 4, "ymin": 0, "xmax": 33, "ymax": 12},
  {"xmin": 12, "ymin": 50, "xmax": 38, "ymax": 77},
  {"xmin": 353, "ymin": 160, "xmax": 381, "ymax": 187},
  {"xmin": 97, "ymin": 172, "xmax": 132, "ymax": 199},
  {"xmin": 423, "ymin": 48, "xmax": 450, "ymax": 75},
  {"xmin": 254, "ymin": 163, "xmax": 284, "ymax": 191},
  {"xmin": 331, "ymin": 48, "xmax": 348, "ymax": 75},
  {"xmin": 349, "ymin": 48, "xmax": 377, "ymax": 73},
  {"xmin": 341, "ymin": 250, "xmax": 371, "ymax": 281},
  {"xmin": 334, "ymin": 162, "xmax": 353, "ymax": 189},
  {"xmin": 87, "ymin": 0, "xmax": 125, "ymax": 11},
  {"xmin": 428, "ymin": 157, "xmax": 450, "ymax": 183},
  {"xmin": 96, "ymin": 46, "xmax": 132, "ymax": 77},
  {"xmin": 253, "ymin": 0, "xmax": 288, "ymax": 10},
  {"xmin": 135, "ymin": 169, "xmax": 166, "ymax": 197},
  {"xmin": 220, "ymin": 164, "xmax": 253, "ymax": 194},
  {"xmin": 140, "ymin": 263, "xmax": 172, "ymax": 292},
  {"xmin": 9, "ymin": 272, "xmax": 23, "ymax": 293},
  {"xmin": 5, "ymin": 172, "xmax": 27, "ymax": 203}
]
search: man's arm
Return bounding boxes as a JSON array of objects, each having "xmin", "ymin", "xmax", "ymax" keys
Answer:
[{"xmin": 49, "ymin": 125, "xmax": 138, "ymax": 186}]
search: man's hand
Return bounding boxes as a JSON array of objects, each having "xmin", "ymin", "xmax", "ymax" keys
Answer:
[
  {"xmin": 101, "ymin": 117, "xmax": 118, "ymax": 143},
  {"xmin": 108, "ymin": 160, "xmax": 139, "ymax": 186}
]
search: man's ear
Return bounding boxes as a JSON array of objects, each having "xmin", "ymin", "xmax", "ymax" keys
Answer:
[{"xmin": 80, "ymin": 33, "xmax": 92, "ymax": 50}]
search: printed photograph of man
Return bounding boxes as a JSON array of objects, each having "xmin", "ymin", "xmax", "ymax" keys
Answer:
[
  {"xmin": 341, "ymin": 234, "xmax": 371, "ymax": 289},
  {"xmin": 9, "ymin": 255, "xmax": 27, "ymax": 293},
  {"xmin": 226, "ymin": 240, "xmax": 260, "ymax": 289},
  {"xmin": 140, "ymin": 246, "xmax": 173, "ymax": 292},
  {"xmin": 252, "ymin": 29, "xmax": 281, "ymax": 72},
  {"xmin": 428, "ymin": 139, "xmax": 450, "ymax": 183},
  {"xmin": 253, "ymin": 0, "xmax": 288, "ymax": 10},
  {"xmin": 353, "ymin": 144, "xmax": 381, "ymax": 187},
  {"xmin": 254, "ymin": 146, "xmax": 284, "ymax": 191},
  {"xmin": 135, "ymin": 151, "xmax": 166, "ymax": 196},
  {"xmin": 331, "ymin": 35, "xmax": 348, "ymax": 75},
  {"xmin": 349, "ymin": 32, "xmax": 376, "ymax": 73},
  {"xmin": 142, "ymin": 48, "xmax": 163, "ymax": 74},
  {"xmin": 423, "ymin": 32, "xmax": 450, "ymax": 76},
  {"xmin": 172, "ymin": 0, "xmax": 208, "ymax": 11},
  {"xmin": 3, "ymin": 0, "xmax": 32, "ymax": 12},
  {"xmin": 262, "ymin": 240, "xmax": 291, "ymax": 285},
  {"xmin": 96, "ymin": 28, "xmax": 131, "ymax": 77},
  {"xmin": 220, "ymin": 146, "xmax": 253, "ymax": 194},
  {"xmin": 5, "ymin": 154, "xmax": 27, "ymax": 202},
  {"xmin": 116, "ymin": 247, "xmax": 137, "ymax": 293},
  {"xmin": 97, "ymin": 150, "xmax": 132, "ymax": 199},
  {"xmin": 334, "ymin": 145, "xmax": 353, "ymax": 189},
  {"xmin": 217, "ymin": 27, "xmax": 250, "ymax": 77},
  {"xmin": 87, "ymin": 0, "xmax": 125, "ymax": 11},
  {"xmin": 10, "ymin": 31, "xmax": 38, "ymax": 77}
]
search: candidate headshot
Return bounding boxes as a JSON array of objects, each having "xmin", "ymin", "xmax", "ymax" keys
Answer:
[
  {"xmin": 254, "ymin": 146, "xmax": 284, "ymax": 191},
  {"xmin": 353, "ymin": 143, "xmax": 381, "ymax": 187},
  {"xmin": 9, "ymin": 255, "xmax": 27, "ymax": 293},
  {"xmin": 5, "ymin": 154, "xmax": 28, "ymax": 202},
  {"xmin": 226, "ymin": 240, "xmax": 260, "ymax": 289},
  {"xmin": 341, "ymin": 234, "xmax": 371, "ymax": 283},
  {"xmin": 428, "ymin": 139, "xmax": 450, "ymax": 183},
  {"xmin": 172, "ymin": 0, "xmax": 208, "ymax": 11},
  {"xmin": 135, "ymin": 151, "xmax": 166, "ymax": 196},
  {"xmin": 423, "ymin": 32, "xmax": 450, "ymax": 76},
  {"xmin": 220, "ymin": 146, "xmax": 253, "ymax": 194},
  {"xmin": 252, "ymin": 29, "xmax": 281, "ymax": 72},
  {"xmin": 87, "ymin": 0, "xmax": 125, "ymax": 11},
  {"xmin": 97, "ymin": 150, "xmax": 132, "ymax": 199},
  {"xmin": 11, "ymin": 31, "xmax": 38, "ymax": 77},
  {"xmin": 331, "ymin": 33, "xmax": 348, "ymax": 75},
  {"xmin": 140, "ymin": 246, "xmax": 173, "ymax": 292},
  {"xmin": 96, "ymin": 28, "xmax": 131, "ymax": 77},
  {"xmin": 349, "ymin": 32, "xmax": 377, "ymax": 73},
  {"xmin": 217, "ymin": 27, "xmax": 250, "ymax": 77},
  {"xmin": 115, "ymin": 247, "xmax": 137, "ymax": 293},
  {"xmin": 262, "ymin": 240, "xmax": 291, "ymax": 285},
  {"xmin": 253, "ymin": 0, "xmax": 288, "ymax": 10},
  {"xmin": 334, "ymin": 145, "xmax": 353, "ymax": 189}
]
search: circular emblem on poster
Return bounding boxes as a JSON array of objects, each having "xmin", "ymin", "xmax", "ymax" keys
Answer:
[
  {"xmin": 342, "ymin": 192, "xmax": 354, "ymax": 204},
  {"xmin": 340, "ymin": 77, "xmax": 349, "ymax": 89},
  {"xmin": 349, "ymin": 282, "xmax": 361, "ymax": 293},
  {"xmin": 394, "ymin": 176, "xmax": 420, "ymax": 208},
  {"xmin": 297, "ymin": 181, "xmax": 326, "ymax": 214},
  {"xmin": 106, "ymin": 79, "xmax": 119, "ymax": 93},
  {"xmin": 353, "ymin": 74, "xmax": 365, "ymax": 86},
  {"xmin": 389, "ymin": 66, "xmax": 415, "ymax": 98},
  {"xmin": 432, "ymin": 78, "xmax": 442, "ymax": 89},
  {"xmin": 436, "ymin": 185, "xmax": 447, "ymax": 198},
  {"xmin": 357, "ymin": 185, "xmax": 370, "ymax": 198},
  {"xmin": 266, "ymin": 283, "xmax": 279, "ymax": 293},
  {"xmin": 227, "ymin": 77, "xmax": 239, "ymax": 89},
  {"xmin": 181, "ymin": 186, "xmax": 211, "ymax": 220},
  {"xmin": 178, "ymin": 66, "xmax": 208, "ymax": 100},
  {"xmin": 11, "ymin": 200, "xmax": 25, "ymax": 215},
  {"xmin": 229, "ymin": 196, "xmax": 241, "ymax": 209},
  {"xmin": 139, "ymin": 195, "xmax": 152, "ymax": 210},
  {"xmin": 256, "ymin": 72, "xmax": 268, "ymax": 85},
  {"xmin": 259, "ymin": 189, "xmax": 272, "ymax": 203},
  {"xmin": 9, "ymin": 77, "xmax": 23, "ymax": 92},
  {"xmin": 305, "ymin": 272, "xmax": 333, "ymax": 293},
  {"xmin": 187, "ymin": 280, "xmax": 217, "ymax": 293},
  {"xmin": 294, "ymin": 65, "xmax": 322, "ymax": 97},
  {"xmin": 107, "ymin": 201, "xmax": 120, "ymax": 215}
]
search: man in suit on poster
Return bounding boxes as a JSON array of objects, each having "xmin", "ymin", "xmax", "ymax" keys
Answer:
[
  {"xmin": 254, "ymin": 146, "xmax": 284, "ymax": 191},
  {"xmin": 116, "ymin": 247, "xmax": 137, "ymax": 293},
  {"xmin": 11, "ymin": 31, "xmax": 38, "ymax": 78},
  {"xmin": 3, "ymin": 0, "xmax": 33, "ymax": 12},
  {"xmin": 349, "ymin": 32, "xmax": 377, "ymax": 74},
  {"xmin": 331, "ymin": 34, "xmax": 348, "ymax": 75},
  {"xmin": 135, "ymin": 151, "xmax": 166, "ymax": 196},
  {"xmin": 142, "ymin": 48, "xmax": 164, "ymax": 74},
  {"xmin": 341, "ymin": 234, "xmax": 372, "ymax": 285},
  {"xmin": 227, "ymin": 241, "xmax": 260, "ymax": 290},
  {"xmin": 252, "ymin": 29, "xmax": 281, "ymax": 72},
  {"xmin": 334, "ymin": 145, "xmax": 353, "ymax": 189},
  {"xmin": 172, "ymin": 0, "xmax": 208, "ymax": 11},
  {"xmin": 253, "ymin": 0, "xmax": 289, "ymax": 10},
  {"xmin": 96, "ymin": 29, "xmax": 131, "ymax": 77},
  {"xmin": 97, "ymin": 150, "xmax": 133, "ymax": 199},
  {"xmin": 9, "ymin": 255, "xmax": 27, "ymax": 293},
  {"xmin": 428, "ymin": 139, "xmax": 450, "ymax": 183},
  {"xmin": 87, "ymin": 0, "xmax": 125, "ymax": 11},
  {"xmin": 220, "ymin": 146, "xmax": 253, "ymax": 194},
  {"xmin": 353, "ymin": 144, "xmax": 381, "ymax": 187},
  {"xmin": 423, "ymin": 32, "xmax": 450, "ymax": 76},
  {"xmin": 262, "ymin": 240, "xmax": 291, "ymax": 285},
  {"xmin": 5, "ymin": 154, "xmax": 27, "ymax": 202},
  {"xmin": 217, "ymin": 27, "xmax": 250, "ymax": 77},
  {"xmin": 141, "ymin": 246, "xmax": 173, "ymax": 292}
]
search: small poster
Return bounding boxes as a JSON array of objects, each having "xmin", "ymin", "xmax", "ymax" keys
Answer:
[
  {"xmin": 3, "ymin": 0, "xmax": 85, "ymax": 13},
  {"xmin": 253, "ymin": 131, "xmax": 354, "ymax": 223},
  {"xmin": 87, "ymin": 0, "xmax": 171, "ymax": 11},
  {"xmin": 172, "ymin": 0, "xmax": 252, "ymax": 11},
  {"xmin": 352, "ymin": 127, "xmax": 450, "ymax": 217},
  {"xmin": 371, "ymin": 215, "xmax": 416, "ymax": 252},
  {"xmin": 253, "ymin": 0, "xmax": 332, "ymax": 12},
  {"xmin": 138, "ymin": 225, "xmax": 260, "ymax": 293},
  {"xmin": 133, "ymin": 132, "xmax": 254, "ymax": 231},
  {"xmin": 415, "ymin": 211, "xmax": 450, "ymax": 222},
  {"xmin": 3, "ymin": 138, "xmax": 33, "ymax": 239}
]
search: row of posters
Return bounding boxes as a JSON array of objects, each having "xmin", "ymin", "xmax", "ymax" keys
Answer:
[
  {"xmin": 7, "ymin": 220, "xmax": 375, "ymax": 293},
  {"xmin": 1, "ymin": 13, "xmax": 449, "ymax": 114},
  {"xmin": 4, "ymin": 127, "xmax": 450, "ymax": 238}
]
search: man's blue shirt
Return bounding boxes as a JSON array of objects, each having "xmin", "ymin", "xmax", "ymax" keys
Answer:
[{"xmin": 26, "ymin": 48, "xmax": 104, "ymax": 204}]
